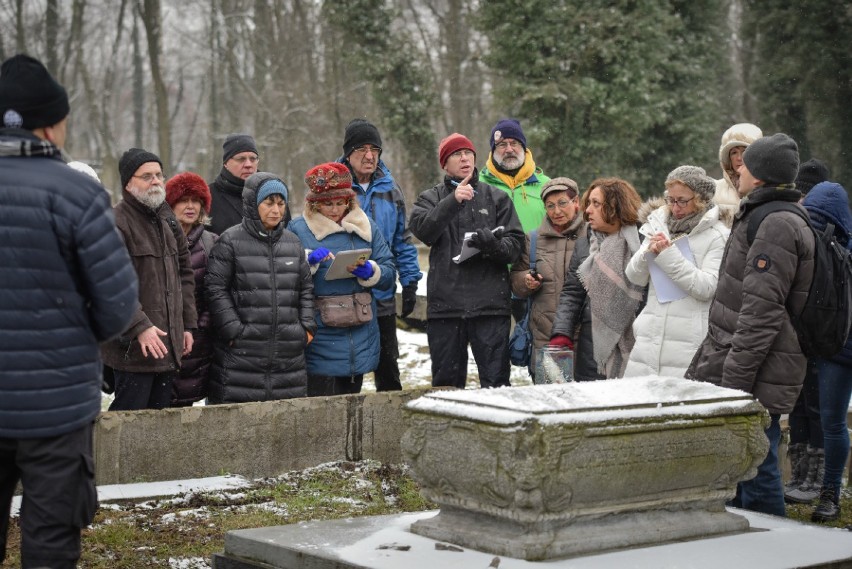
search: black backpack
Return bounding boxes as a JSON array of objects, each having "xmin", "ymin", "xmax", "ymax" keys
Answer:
[{"xmin": 747, "ymin": 201, "xmax": 852, "ymax": 358}]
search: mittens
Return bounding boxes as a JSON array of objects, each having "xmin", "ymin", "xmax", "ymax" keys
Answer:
[
  {"xmin": 351, "ymin": 262, "xmax": 375, "ymax": 279},
  {"xmin": 308, "ymin": 247, "xmax": 331, "ymax": 265},
  {"xmin": 548, "ymin": 335, "xmax": 574, "ymax": 350}
]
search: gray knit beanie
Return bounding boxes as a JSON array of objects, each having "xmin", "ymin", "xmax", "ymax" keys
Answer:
[
  {"xmin": 743, "ymin": 133, "xmax": 800, "ymax": 185},
  {"xmin": 665, "ymin": 165, "xmax": 716, "ymax": 202}
]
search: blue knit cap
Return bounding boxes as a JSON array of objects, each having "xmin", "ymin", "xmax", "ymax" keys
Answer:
[
  {"xmin": 490, "ymin": 118, "xmax": 527, "ymax": 152},
  {"xmin": 256, "ymin": 178, "xmax": 288, "ymax": 205}
]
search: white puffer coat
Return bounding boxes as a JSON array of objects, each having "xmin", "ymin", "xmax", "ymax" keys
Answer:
[{"xmin": 623, "ymin": 204, "xmax": 729, "ymax": 378}]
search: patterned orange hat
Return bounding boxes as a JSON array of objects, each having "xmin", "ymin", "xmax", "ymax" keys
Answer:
[{"xmin": 304, "ymin": 162, "xmax": 356, "ymax": 202}]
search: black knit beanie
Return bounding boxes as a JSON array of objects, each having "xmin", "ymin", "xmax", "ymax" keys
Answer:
[
  {"xmin": 222, "ymin": 133, "xmax": 258, "ymax": 163},
  {"xmin": 795, "ymin": 158, "xmax": 830, "ymax": 196},
  {"xmin": 742, "ymin": 133, "xmax": 799, "ymax": 185},
  {"xmin": 0, "ymin": 54, "xmax": 69, "ymax": 130},
  {"xmin": 343, "ymin": 119, "xmax": 382, "ymax": 158},
  {"xmin": 119, "ymin": 147, "xmax": 163, "ymax": 190}
]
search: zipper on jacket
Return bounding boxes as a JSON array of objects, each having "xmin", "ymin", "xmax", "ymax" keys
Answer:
[
  {"xmin": 156, "ymin": 215, "xmax": 177, "ymax": 369},
  {"xmin": 267, "ymin": 235, "xmax": 278, "ymax": 400}
]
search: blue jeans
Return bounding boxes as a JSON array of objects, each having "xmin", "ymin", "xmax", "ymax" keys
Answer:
[
  {"xmin": 817, "ymin": 358, "xmax": 852, "ymax": 489},
  {"xmin": 731, "ymin": 414, "xmax": 785, "ymax": 517}
]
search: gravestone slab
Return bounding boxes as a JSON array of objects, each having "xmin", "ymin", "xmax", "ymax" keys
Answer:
[{"xmin": 401, "ymin": 377, "xmax": 770, "ymax": 560}]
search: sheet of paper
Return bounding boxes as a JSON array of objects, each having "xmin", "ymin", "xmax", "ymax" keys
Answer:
[
  {"xmin": 646, "ymin": 236, "xmax": 694, "ymax": 303},
  {"xmin": 452, "ymin": 226, "xmax": 504, "ymax": 264}
]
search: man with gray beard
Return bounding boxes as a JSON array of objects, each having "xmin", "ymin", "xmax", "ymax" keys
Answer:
[{"xmin": 101, "ymin": 148, "xmax": 197, "ymax": 410}]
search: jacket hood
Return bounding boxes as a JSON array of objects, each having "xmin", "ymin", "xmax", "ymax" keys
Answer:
[
  {"xmin": 803, "ymin": 182, "xmax": 852, "ymax": 237},
  {"xmin": 241, "ymin": 171, "xmax": 286, "ymax": 238},
  {"xmin": 719, "ymin": 123, "xmax": 762, "ymax": 185},
  {"xmin": 637, "ymin": 196, "xmax": 667, "ymax": 224}
]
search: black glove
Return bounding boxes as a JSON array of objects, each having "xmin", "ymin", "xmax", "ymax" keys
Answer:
[
  {"xmin": 469, "ymin": 227, "xmax": 500, "ymax": 254},
  {"xmin": 401, "ymin": 283, "xmax": 418, "ymax": 318}
]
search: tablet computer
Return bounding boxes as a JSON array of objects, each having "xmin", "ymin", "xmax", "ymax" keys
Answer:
[{"xmin": 324, "ymin": 248, "xmax": 373, "ymax": 280}]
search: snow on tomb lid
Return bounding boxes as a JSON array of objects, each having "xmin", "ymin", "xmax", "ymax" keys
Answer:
[{"xmin": 407, "ymin": 376, "xmax": 762, "ymax": 426}]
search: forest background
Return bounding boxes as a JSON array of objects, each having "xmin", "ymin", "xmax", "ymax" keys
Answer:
[{"xmin": 1, "ymin": 0, "xmax": 848, "ymax": 211}]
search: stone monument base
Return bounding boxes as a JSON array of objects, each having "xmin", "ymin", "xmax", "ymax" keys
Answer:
[
  {"xmin": 411, "ymin": 504, "xmax": 749, "ymax": 560},
  {"xmin": 211, "ymin": 510, "xmax": 852, "ymax": 569}
]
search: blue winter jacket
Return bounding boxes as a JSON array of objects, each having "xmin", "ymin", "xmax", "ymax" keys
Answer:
[
  {"xmin": 0, "ymin": 129, "xmax": 138, "ymax": 438},
  {"xmin": 339, "ymin": 158, "xmax": 422, "ymax": 315},
  {"xmin": 288, "ymin": 206, "xmax": 395, "ymax": 377},
  {"xmin": 802, "ymin": 182, "xmax": 852, "ymax": 366}
]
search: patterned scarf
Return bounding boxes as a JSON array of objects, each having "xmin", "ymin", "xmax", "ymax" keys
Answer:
[
  {"xmin": 578, "ymin": 225, "xmax": 644, "ymax": 377},
  {"xmin": 666, "ymin": 205, "xmax": 706, "ymax": 238}
]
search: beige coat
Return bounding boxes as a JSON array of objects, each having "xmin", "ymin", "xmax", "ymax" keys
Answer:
[{"xmin": 510, "ymin": 214, "xmax": 587, "ymax": 366}]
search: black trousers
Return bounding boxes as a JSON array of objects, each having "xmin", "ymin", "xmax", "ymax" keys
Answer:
[
  {"xmin": 788, "ymin": 358, "xmax": 823, "ymax": 447},
  {"xmin": 307, "ymin": 374, "xmax": 364, "ymax": 397},
  {"xmin": 427, "ymin": 316, "xmax": 511, "ymax": 389},
  {"xmin": 0, "ymin": 422, "xmax": 97, "ymax": 569},
  {"xmin": 374, "ymin": 314, "xmax": 402, "ymax": 392},
  {"xmin": 109, "ymin": 369, "xmax": 176, "ymax": 411}
]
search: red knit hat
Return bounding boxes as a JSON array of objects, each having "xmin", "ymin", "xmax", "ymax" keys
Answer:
[
  {"xmin": 304, "ymin": 162, "xmax": 356, "ymax": 202},
  {"xmin": 165, "ymin": 171, "xmax": 212, "ymax": 213},
  {"xmin": 438, "ymin": 133, "xmax": 476, "ymax": 168}
]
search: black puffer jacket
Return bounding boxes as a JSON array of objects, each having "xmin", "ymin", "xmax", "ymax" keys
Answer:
[
  {"xmin": 205, "ymin": 173, "xmax": 315, "ymax": 403},
  {"xmin": 0, "ymin": 129, "xmax": 138, "ymax": 438},
  {"xmin": 549, "ymin": 232, "xmax": 603, "ymax": 381},
  {"xmin": 409, "ymin": 170, "xmax": 524, "ymax": 318}
]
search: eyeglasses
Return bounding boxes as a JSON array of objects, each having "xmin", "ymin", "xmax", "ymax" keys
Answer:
[
  {"xmin": 495, "ymin": 140, "xmax": 522, "ymax": 150},
  {"xmin": 545, "ymin": 199, "xmax": 576, "ymax": 211},
  {"xmin": 351, "ymin": 145, "xmax": 380, "ymax": 156},
  {"xmin": 230, "ymin": 155, "xmax": 259, "ymax": 164},
  {"xmin": 664, "ymin": 196, "xmax": 696, "ymax": 207},
  {"xmin": 133, "ymin": 172, "xmax": 165, "ymax": 183},
  {"xmin": 450, "ymin": 149, "xmax": 475, "ymax": 159}
]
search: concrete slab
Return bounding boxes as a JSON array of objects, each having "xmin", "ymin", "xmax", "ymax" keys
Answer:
[{"xmin": 212, "ymin": 509, "xmax": 852, "ymax": 569}]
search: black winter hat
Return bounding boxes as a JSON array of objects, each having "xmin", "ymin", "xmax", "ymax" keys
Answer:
[
  {"xmin": 343, "ymin": 119, "xmax": 382, "ymax": 158},
  {"xmin": 222, "ymin": 133, "xmax": 258, "ymax": 163},
  {"xmin": 795, "ymin": 158, "xmax": 830, "ymax": 196},
  {"xmin": 119, "ymin": 147, "xmax": 163, "ymax": 190},
  {"xmin": 0, "ymin": 54, "xmax": 69, "ymax": 130},
  {"xmin": 743, "ymin": 133, "xmax": 799, "ymax": 185}
]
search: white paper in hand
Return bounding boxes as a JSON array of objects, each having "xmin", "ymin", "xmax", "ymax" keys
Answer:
[{"xmin": 452, "ymin": 226, "xmax": 504, "ymax": 264}]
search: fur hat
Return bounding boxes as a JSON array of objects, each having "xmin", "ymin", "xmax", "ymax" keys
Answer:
[
  {"xmin": 0, "ymin": 54, "xmax": 69, "ymax": 130},
  {"xmin": 255, "ymin": 178, "xmax": 289, "ymax": 205},
  {"xmin": 541, "ymin": 177, "xmax": 579, "ymax": 201},
  {"xmin": 343, "ymin": 119, "xmax": 382, "ymax": 158},
  {"xmin": 795, "ymin": 158, "xmax": 830, "ymax": 196},
  {"xmin": 222, "ymin": 133, "xmax": 258, "ymax": 163},
  {"xmin": 665, "ymin": 165, "xmax": 716, "ymax": 202},
  {"xmin": 304, "ymin": 162, "xmax": 355, "ymax": 202},
  {"xmin": 743, "ymin": 133, "xmax": 800, "ymax": 185},
  {"xmin": 718, "ymin": 123, "xmax": 763, "ymax": 172},
  {"xmin": 438, "ymin": 133, "xmax": 476, "ymax": 168},
  {"xmin": 119, "ymin": 147, "xmax": 162, "ymax": 190},
  {"xmin": 490, "ymin": 118, "xmax": 527, "ymax": 152},
  {"xmin": 67, "ymin": 161, "xmax": 100, "ymax": 183},
  {"xmin": 166, "ymin": 172, "xmax": 212, "ymax": 213}
]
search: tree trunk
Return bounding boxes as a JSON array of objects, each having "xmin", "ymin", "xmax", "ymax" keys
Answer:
[{"xmin": 138, "ymin": 0, "xmax": 172, "ymax": 171}]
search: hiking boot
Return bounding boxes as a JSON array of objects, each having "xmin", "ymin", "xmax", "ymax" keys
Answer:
[
  {"xmin": 783, "ymin": 442, "xmax": 808, "ymax": 498},
  {"xmin": 785, "ymin": 446, "xmax": 823, "ymax": 504},
  {"xmin": 811, "ymin": 485, "xmax": 841, "ymax": 523}
]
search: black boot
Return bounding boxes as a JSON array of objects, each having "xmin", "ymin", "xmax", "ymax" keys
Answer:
[{"xmin": 811, "ymin": 485, "xmax": 841, "ymax": 523}]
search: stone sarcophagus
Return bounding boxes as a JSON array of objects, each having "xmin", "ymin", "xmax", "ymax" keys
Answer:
[{"xmin": 401, "ymin": 376, "xmax": 769, "ymax": 561}]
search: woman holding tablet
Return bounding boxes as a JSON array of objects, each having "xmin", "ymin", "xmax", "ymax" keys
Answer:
[{"xmin": 288, "ymin": 162, "xmax": 395, "ymax": 396}]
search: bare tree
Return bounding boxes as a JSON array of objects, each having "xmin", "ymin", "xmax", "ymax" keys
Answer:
[{"xmin": 137, "ymin": 0, "xmax": 172, "ymax": 169}]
